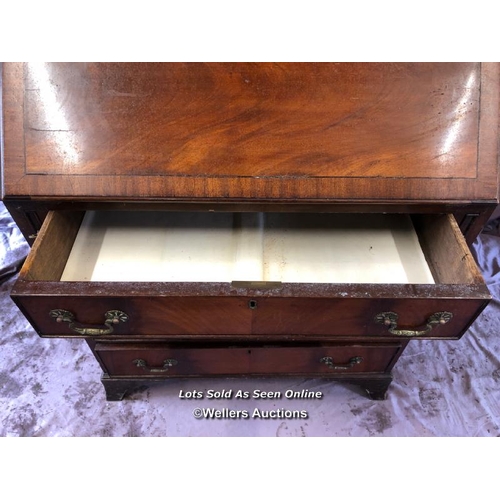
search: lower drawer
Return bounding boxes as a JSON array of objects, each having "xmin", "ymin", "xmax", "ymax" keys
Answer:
[{"xmin": 93, "ymin": 342, "xmax": 403, "ymax": 377}]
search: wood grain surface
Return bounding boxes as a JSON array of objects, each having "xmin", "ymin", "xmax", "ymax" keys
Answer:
[
  {"xmin": 3, "ymin": 62, "xmax": 499, "ymax": 202},
  {"xmin": 93, "ymin": 342, "xmax": 402, "ymax": 376}
]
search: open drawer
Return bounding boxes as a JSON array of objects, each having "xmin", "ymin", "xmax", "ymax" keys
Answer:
[{"xmin": 11, "ymin": 211, "xmax": 490, "ymax": 340}]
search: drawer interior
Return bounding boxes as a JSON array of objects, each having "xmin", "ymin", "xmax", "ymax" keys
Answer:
[{"xmin": 20, "ymin": 210, "xmax": 484, "ymax": 286}]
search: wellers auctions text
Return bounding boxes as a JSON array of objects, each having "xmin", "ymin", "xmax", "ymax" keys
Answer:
[{"xmin": 195, "ymin": 408, "xmax": 309, "ymax": 419}]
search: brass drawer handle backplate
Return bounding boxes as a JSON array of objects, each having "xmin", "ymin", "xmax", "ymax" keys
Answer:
[
  {"xmin": 374, "ymin": 311, "xmax": 453, "ymax": 337},
  {"xmin": 49, "ymin": 309, "xmax": 129, "ymax": 336},
  {"xmin": 320, "ymin": 356, "xmax": 363, "ymax": 370},
  {"xmin": 133, "ymin": 359, "xmax": 178, "ymax": 373}
]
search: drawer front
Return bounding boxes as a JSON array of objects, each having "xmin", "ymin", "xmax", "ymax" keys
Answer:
[
  {"xmin": 93, "ymin": 342, "xmax": 403, "ymax": 377},
  {"xmin": 15, "ymin": 295, "xmax": 253, "ymax": 337},
  {"xmin": 13, "ymin": 293, "xmax": 488, "ymax": 340},
  {"xmin": 250, "ymin": 297, "xmax": 488, "ymax": 339},
  {"xmin": 11, "ymin": 210, "xmax": 491, "ymax": 340}
]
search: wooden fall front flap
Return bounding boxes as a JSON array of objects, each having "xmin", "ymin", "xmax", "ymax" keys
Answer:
[{"xmin": 2, "ymin": 62, "xmax": 499, "ymax": 203}]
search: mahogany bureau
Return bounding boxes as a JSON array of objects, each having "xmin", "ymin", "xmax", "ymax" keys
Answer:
[{"xmin": 1, "ymin": 63, "xmax": 498, "ymax": 401}]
